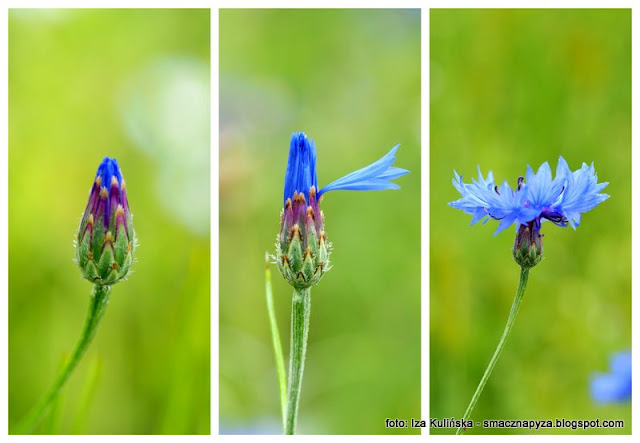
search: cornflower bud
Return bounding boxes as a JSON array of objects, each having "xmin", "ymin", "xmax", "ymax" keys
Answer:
[
  {"xmin": 76, "ymin": 157, "xmax": 136, "ymax": 285},
  {"xmin": 274, "ymin": 131, "xmax": 408, "ymax": 289}
]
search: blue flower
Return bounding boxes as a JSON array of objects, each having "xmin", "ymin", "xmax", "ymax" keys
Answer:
[
  {"xmin": 590, "ymin": 351, "xmax": 631, "ymax": 403},
  {"xmin": 283, "ymin": 131, "xmax": 409, "ymax": 206},
  {"xmin": 276, "ymin": 131, "xmax": 409, "ymax": 289},
  {"xmin": 449, "ymin": 157, "xmax": 609, "ymax": 235}
]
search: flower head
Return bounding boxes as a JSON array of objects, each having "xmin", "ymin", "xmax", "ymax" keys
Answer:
[
  {"xmin": 449, "ymin": 157, "xmax": 609, "ymax": 236},
  {"xmin": 76, "ymin": 157, "xmax": 137, "ymax": 285},
  {"xmin": 276, "ymin": 131, "xmax": 408, "ymax": 289},
  {"xmin": 449, "ymin": 157, "xmax": 608, "ymax": 268},
  {"xmin": 590, "ymin": 351, "xmax": 631, "ymax": 403}
]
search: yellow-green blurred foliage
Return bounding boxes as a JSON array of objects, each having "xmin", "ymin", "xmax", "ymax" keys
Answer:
[
  {"xmin": 9, "ymin": 9, "xmax": 210, "ymax": 434},
  {"xmin": 220, "ymin": 9, "xmax": 420, "ymax": 435},
  {"xmin": 430, "ymin": 9, "xmax": 630, "ymax": 435}
]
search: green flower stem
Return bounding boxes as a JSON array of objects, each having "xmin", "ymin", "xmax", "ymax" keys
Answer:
[
  {"xmin": 264, "ymin": 254, "xmax": 287, "ymax": 432},
  {"xmin": 285, "ymin": 287, "xmax": 311, "ymax": 435},
  {"xmin": 456, "ymin": 266, "xmax": 530, "ymax": 435},
  {"xmin": 13, "ymin": 284, "xmax": 111, "ymax": 434}
]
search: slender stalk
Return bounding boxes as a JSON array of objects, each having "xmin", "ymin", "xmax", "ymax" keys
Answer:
[
  {"xmin": 456, "ymin": 267, "xmax": 530, "ymax": 435},
  {"xmin": 264, "ymin": 254, "xmax": 287, "ymax": 431},
  {"xmin": 12, "ymin": 284, "xmax": 111, "ymax": 434},
  {"xmin": 285, "ymin": 287, "xmax": 311, "ymax": 435}
]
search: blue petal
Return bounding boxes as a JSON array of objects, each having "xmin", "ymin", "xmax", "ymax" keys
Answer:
[
  {"xmin": 493, "ymin": 212, "xmax": 519, "ymax": 236},
  {"xmin": 449, "ymin": 167, "xmax": 495, "ymax": 212},
  {"xmin": 449, "ymin": 169, "xmax": 525, "ymax": 234},
  {"xmin": 559, "ymin": 160, "xmax": 609, "ymax": 227},
  {"xmin": 522, "ymin": 160, "xmax": 566, "ymax": 216},
  {"xmin": 378, "ymin": 166, "xmax": 410, "ymax": 180},
  {"xmin": 487, "ymin": 181, "xmax": 522, "ymax": 219},
  {"xmin": 470, "ymin": 208, "xmax": 489, "ymax": 225},
  {"xmin": 318, "ymin": 144, "xmax": 409, "ymax": 196},
  {"xmin": 324, "ymin": 179, "xmax": 401, "ymax": 191}
]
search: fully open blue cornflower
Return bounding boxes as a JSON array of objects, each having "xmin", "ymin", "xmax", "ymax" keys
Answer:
[
  {"xmin": 449, "ymin": 157, "xmax": 611, "ymax": 431},
  {"xmin": 449, "ymin": 157, "xmax": 609, "ymax": 236},
  {"xmin": 590, "ymin": 351, "xmax": 631, "ymax": 403},
  {"xmin": 277, "ymin": 131, "xmax": 409, "ymax": 289}
]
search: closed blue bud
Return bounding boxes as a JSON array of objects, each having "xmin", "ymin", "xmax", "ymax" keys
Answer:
[{"xmin": 76, "ymin": 157, "xmax": 137, "ymax": 285}]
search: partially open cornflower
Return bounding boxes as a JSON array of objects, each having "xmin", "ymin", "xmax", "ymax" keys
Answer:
[
  {"xmin": 449, "ymin": 157, "xmax": 609, "ymax": 268},
  {"xmin": 276, "ymin": 131, "xmax": 408, "ymax": 289},
  {"xmin": 591, "ymin": 351, "xmax": 631, "ymax": 403},
  {"xmin": 76, "ymin": 157, "xmax": 137, "ymax": 285}
]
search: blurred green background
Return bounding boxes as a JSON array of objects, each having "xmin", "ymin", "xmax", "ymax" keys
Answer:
[
  {"xmin": 220, "ymin": 9, "xmax": 420, "ymax": 435},
  {"xmin": 9, "ymin": 9, "xmax": 210, "ymax": 434},
  {"xmin": 430, "ymin": 9, "xmax": 630, "ymax": 435}
]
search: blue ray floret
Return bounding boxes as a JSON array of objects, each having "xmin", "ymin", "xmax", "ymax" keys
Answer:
[
  {"xmin": 590, "ymin": 351, "xmax": 631, "ymax": 403},
  {"xmin": 449, "ymin": 156, "xmax": 609, "ymax": 236}
]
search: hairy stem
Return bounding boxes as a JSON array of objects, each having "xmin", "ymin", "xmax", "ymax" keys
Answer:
[
  {"xmin": 285, "ymin": 287, "xmax": 311, "ymax": 435},
  {"xmin": 12, "ymin": 284, "xmax": 111, "ymax": 434},
  {"xmin": 457, "ymin": 267, "xmax": 529, "ymax": 435}
]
